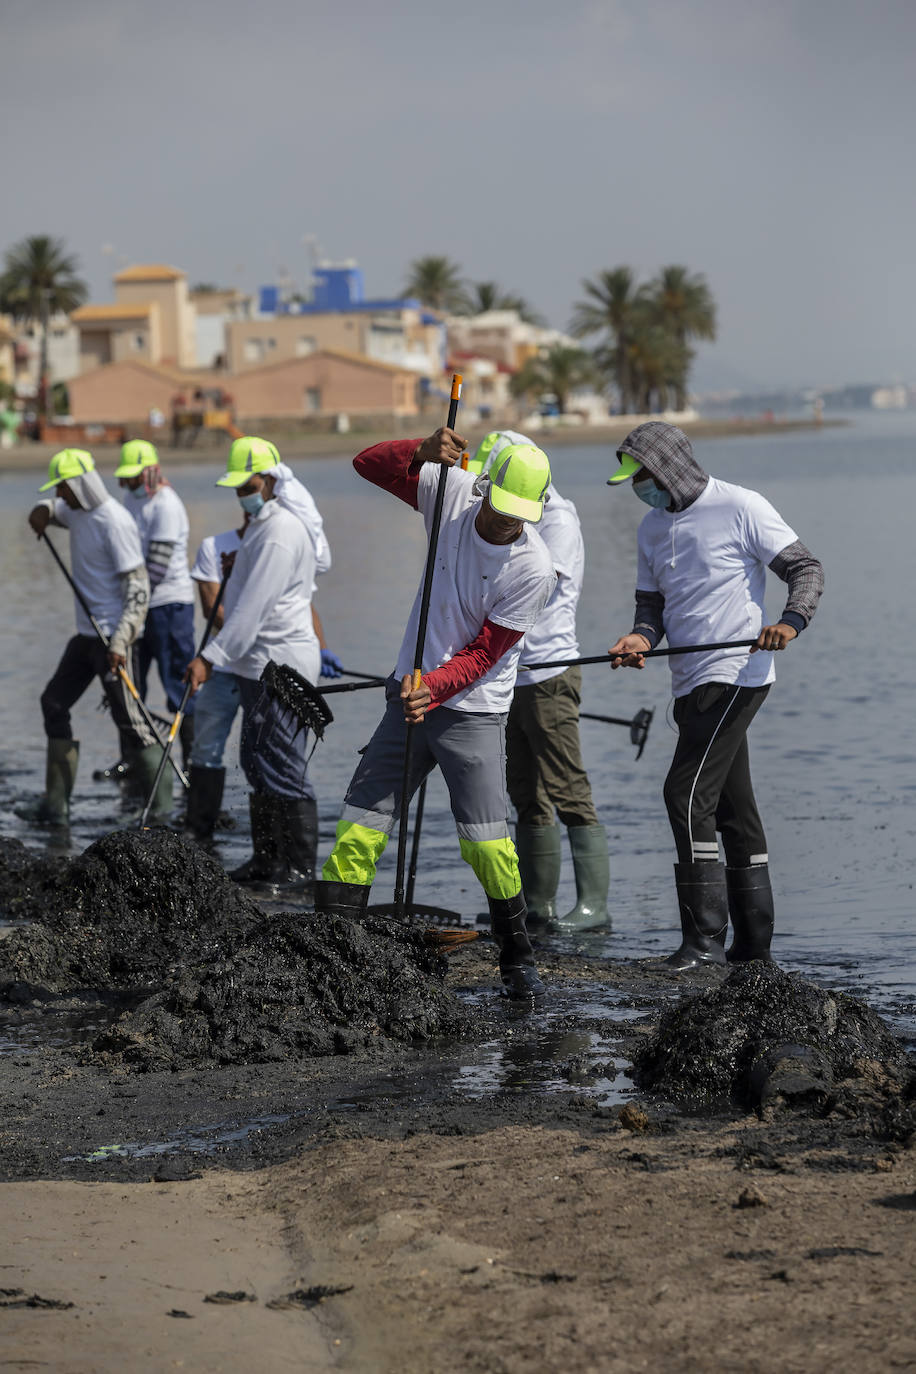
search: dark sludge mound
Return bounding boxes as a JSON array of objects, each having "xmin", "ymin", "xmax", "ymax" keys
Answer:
[
  {"xmin": 90, "ymin": 910, "xmax": 476, "ymax": 1071},
  {"xmin": 633, "ymin": 962, "xmax": 913, "ymax": 1116},
  {"xmin": 0, "ymin": 839, "xmax": 61, "ymax": 918},
  {"xmin": 0, "ymin": 830, "xmax": 263, "ymax": 1000}
]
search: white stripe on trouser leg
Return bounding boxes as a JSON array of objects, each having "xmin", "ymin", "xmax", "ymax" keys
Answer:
[
  {"xmin": 749, "ymin": 853, "xmax": 769, "ymax": 865},
  {"xmin": 692, "ymin": 841, "xmax": 720, "ymax": 860},
  {"xmin": 686, "ymin": 689, "xmax": 743, "ymax": 861}
]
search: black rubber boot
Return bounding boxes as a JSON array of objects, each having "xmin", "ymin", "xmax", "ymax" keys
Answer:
[
  {"xmin": 313, "ymin": 879, "xmax": 371, "ymax": 919},
  {"xmin": 726, "ymin": 864, "xmax": 775, "ymax": 963},
  {"xmin": 278, "ymin": 796, "xmax": 318, "ymax": 902},
  {"xmin": 184, "ymin": 766, "xmax": 226, "ymax": 845},
  {"xmin": 230, "ymin": 793, "xmax": 286, "ymax": 886},
  {"xmin": 665, "ymin": 861, "xmax": 728, "ymax": 971},
  {"xmin": 488, "ymin": 892, "xmax": 545, "ymax": 1000},
  {"xmin": 515, "ymin": 823, "xmax": 561, "ymax": 931}
]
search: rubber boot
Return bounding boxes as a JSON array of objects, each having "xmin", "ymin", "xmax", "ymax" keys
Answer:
[
  {"xmin": 16, "ymin": 739, "xmax": 79, "ymax": 825},
  {"xmin": 184, "ymin": 766, "xmax": 226, "ymax": 845},
  {"xmin": 515, "ymin": 823, "xmax": 561, "ymax": 932},
  {"xmin": 230, "ymin": 793, "xmax": 286, "ymax": 886},
  {"xmin": 726, "ymin": 864, "xmax": 775, "ymax": 963},
  {"xmin": 135, "ymin": 744, "xmax": 174, "ymax": 825},
  {"xmin": 665, "ymin": 861, "xmax": 728, "ymax": 971},
  {"xmin": 488, "ymin": 892, "xmax": 545, "ymax": 1000},
  {"xmin": 313, "ymin": 879, "xmax": 370, "ymax": 919},
  {"xmin": 557, "ymin": 824, "xmax": 610, "ymax": 932},
  {"xmin": 278, "ymin": 796, "xmax": 318, "ymax": 902}
]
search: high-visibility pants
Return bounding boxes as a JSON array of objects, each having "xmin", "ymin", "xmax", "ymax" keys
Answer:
[{"xmin": 322, "ymin": 680, "xmax": 520, "ymax": 900}]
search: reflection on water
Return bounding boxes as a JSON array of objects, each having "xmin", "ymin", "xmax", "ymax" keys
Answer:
[{"xmin": 2, "ymin": 412, "xmax": 915, "ymax": 1036}]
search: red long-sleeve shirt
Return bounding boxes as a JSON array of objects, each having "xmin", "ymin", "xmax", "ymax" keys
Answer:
[{"xmin": 353, "ymin": 440, "xmax": 523, "ymax": 707}]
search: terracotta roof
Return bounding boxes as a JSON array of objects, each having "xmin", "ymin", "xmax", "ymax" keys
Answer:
[
  {"xmin": 113, "ymin": 264, "xmax": 185, "ymax": 283},
  {"xmin": 72, "ymin": 302, "xmax": 153, "ymax": 323},
  {"xmin": 238, "ymin": 347, "xmax": 419, "ymax": 379}
]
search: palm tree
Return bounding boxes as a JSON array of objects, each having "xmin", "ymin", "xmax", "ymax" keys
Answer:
[
  {"xmin": 0, "ymin": 235, "xmax": 87, "ymax": 422},
  {"xmin": 646, "ymin": 266, "xmax": 716, "ymax": 409},
  {"xmin": 403, "ymin": 255, "xmax": 469, "ymax": 313},
  {"xmin": 625, "ymin": 319, "xmax": 691, "ymax": 414},
  {"xmin": 509, "ymin": 345, "xmax": 595, "ymax": 416},
  {"xmin": 466, "ymin": 281, "xmax": 544, "ymax": 324},
  {"xmin": 569, "ymin": 267, "xmax": 641, "ymax": 413}
]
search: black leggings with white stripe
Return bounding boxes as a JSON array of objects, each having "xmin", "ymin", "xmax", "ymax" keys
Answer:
[{"xmin": 664, "ymin": 682, "xmax": 770, "ymax": 867}]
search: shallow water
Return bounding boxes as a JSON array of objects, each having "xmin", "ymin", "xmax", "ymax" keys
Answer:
[{"xmin": 1, "ymin": 411, "xmax": 914, "ymax": 1046}]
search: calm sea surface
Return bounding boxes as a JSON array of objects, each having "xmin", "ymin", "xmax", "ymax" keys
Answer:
[{"xmin": 1, "ymin": 412, "xmax": 913, "ymax": 1038}]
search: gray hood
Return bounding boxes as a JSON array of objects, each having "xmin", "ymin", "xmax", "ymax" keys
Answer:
[
  {"xmin": 617, "ymin": 421, "xmax": 708, "ymax": 513},
  {"xmin": 66, "ymin": 469, "xmax": 111, "ymax": 511}
]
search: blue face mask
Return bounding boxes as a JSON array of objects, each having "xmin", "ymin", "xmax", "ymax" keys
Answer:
[
  {"xmin": 239, "ymin": 491, "xmax": 264, "ymax": 517},
  {"xmin": 633, "ymin": 476, "xmax": 670, "ymax": 509},
  {"xmin": 130, "ymin": 484, "xmax": 147, "ymax": 500}
]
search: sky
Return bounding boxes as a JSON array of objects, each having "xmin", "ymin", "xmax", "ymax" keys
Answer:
[{"xmin": 2, "ymin": 0, "xmax": 915, "ymax": 392}]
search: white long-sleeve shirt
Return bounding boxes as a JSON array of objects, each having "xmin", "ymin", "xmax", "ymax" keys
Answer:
[
  {"xmin": 273, "ymin": 463, "xmax": 330, "ymax": 583},
  {"xmin": 202, "ymin": 501, "xmax": 319, "ymax": 683}
]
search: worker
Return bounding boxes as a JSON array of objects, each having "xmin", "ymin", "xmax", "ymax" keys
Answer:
[
  {"xmin": 183, "ymin": 438, "xmax": 340, "ymax": 845},
  {"xmin": 22, "ymin": 449, "xmax": 170, "ymax": 825},
  {"xmin": 315, "ymin": 427, "xmax": 557, "ymax": 1000},
  {"xmin": 184, "ymin": 437, "xmax": 320, "ymax": 893},
  {"xmin": 114, "ymin": 440, "xmax": 196, "ymax": 767},
  {"xmin": 468, "ymin": 431, "xmax": 608, "ymax": 933},
  {"xmin": 607, "ymin": 421, "xmax": 824, "ymax": 969}
]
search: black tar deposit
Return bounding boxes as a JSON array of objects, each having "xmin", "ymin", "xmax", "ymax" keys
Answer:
[
  {"xmin": 0, "ymin": 831, "xmax": 263, "ymax": 1000},
  {"xmin": 91, "ymin": 909, "xmax": 474, "ymax": 1071},
  {"xmin": 0, "ymin": 830, "xmax": 475, "ymax": 1067},
  {"xmin": 633, "ymin": 962, "xmax": 914, "ymax": 1114}
]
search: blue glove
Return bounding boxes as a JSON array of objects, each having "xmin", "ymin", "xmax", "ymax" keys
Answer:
[{"xmin": 320, "ymin": 648, "xmax": 344, "ymax": 679}]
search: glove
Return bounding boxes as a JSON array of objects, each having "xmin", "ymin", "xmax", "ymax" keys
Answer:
[{"xmin": 320, "ymin": 648, "xmax": 344, "ymax": 679}]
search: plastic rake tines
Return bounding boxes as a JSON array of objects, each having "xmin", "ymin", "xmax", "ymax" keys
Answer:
[{"xmin": 260, "ymin": 661, "xmax": 335, "ymax": 747}]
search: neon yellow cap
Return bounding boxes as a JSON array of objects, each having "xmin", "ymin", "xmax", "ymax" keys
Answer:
[
  {"xmin": 486, "ymin": 444, "xmax": 551, "ymax": 523},
  {"xmin": 466, "ymin": 431, "xmax": 505, "ymax": 476},
  {"xmin": 216, "ymin": 436, "xmax": 280, "ymax": 488},
  {"xmin": 607, "ymin": 451, "xmax": 642, "ymax": 485},
  {"xmin": 38, "ymin": 448, "xmax": 96, "ymax": 492},
  {"xmin": 114, "ymin": 439, "xmax": 159, "ymax": 478}
]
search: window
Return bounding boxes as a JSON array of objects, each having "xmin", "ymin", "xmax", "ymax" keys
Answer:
[
  {"xmin": 304, "ymin": 386, "xmax": 321, "ymax": 413},
  {"xmin": 243, "ymin": 339, "xmax": 264, "ymax": 363},
  {"xmin": 132, "ymin": 333, "xmax": 145, "ymax": 350},
  {"xmin": 295, "ymin": 336, "xmax": 317, "ymax": 357}
]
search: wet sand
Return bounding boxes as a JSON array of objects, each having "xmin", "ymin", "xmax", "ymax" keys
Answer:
[{"xmin": 1, "ymin": 933, "xmax": 914, "ymax": 1371}]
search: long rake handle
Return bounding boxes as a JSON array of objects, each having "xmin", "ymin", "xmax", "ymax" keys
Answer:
[
  {"xmin": 525, "ymin": 639, "xmax": 761, "ymax": 671},
  {"xmin": 137, "ymin": 570, "xmax": 229, "ymax": 827},
  {"xmin": 41, "ymin": 531, "xmax": 189, "ymax": 788},
  {"xmin": 394, "ymin": 374, "xmax": 462, "ymax": 919}
]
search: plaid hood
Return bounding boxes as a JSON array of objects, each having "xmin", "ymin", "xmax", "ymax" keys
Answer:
[{"xmin": 617, "ymin": 421, "xmax": 708, "ymax": 513}]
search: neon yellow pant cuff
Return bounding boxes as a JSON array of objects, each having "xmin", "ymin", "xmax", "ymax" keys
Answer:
[
  {"xmin": 459, "ymin": 836, "xmax": 522, "ymax": 901},
  {"xmin": 322, "ymin": 819, "xmax": 389, "ymax": 886}
]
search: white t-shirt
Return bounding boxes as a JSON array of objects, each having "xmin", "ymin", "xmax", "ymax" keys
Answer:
[
  {"xmin": 190, "ymin": 528, "xmax": 244, "ymax": 676},
  {"xmin": 124, "ymin": 485, "xmax": 194, "ymax": 608},
  {"xmin": 516, "ymin": 486, "xmax": 583, "ymax": 687},
  {"xmin": 54, "ymin": 498, "xmax": 145, "ymax": 638},
  {"xmin": 203, "ymin": 502, "xmax": 319, "ymax": 683},
  {"xmin": 394, "ymin": 465, "xmax": 556, "ymax": 714},
  {"xmin": 636, "ymin": 477, "xmax": 798, "ymax": 698},
  {"xmin": 191, "ymin": 528, "xmax": 243, "ymax": 585}
]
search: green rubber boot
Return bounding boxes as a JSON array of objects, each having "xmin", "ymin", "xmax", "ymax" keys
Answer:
[
  {"xmin": 556, "ymin": 824, "xmax": 610, "ymax": 932},
  {"xmin": 16, "ymin": 739, "xmax": 79, "ymax": 826},
  {"xmin": 515, "ymin": 823, "xmax": 562, "ymax": 932},
  {"xmin": 134, "ymin": 744, "xmax": 174, "ymax": 826}
]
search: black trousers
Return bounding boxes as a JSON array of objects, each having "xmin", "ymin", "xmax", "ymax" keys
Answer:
[
  {"xmin": 663, "ymin": 682, "xmax": 769, "ymax": 867},
  {"xmin": 40, "ymin": 635, "xmax": 155, "ymax": 751}
]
